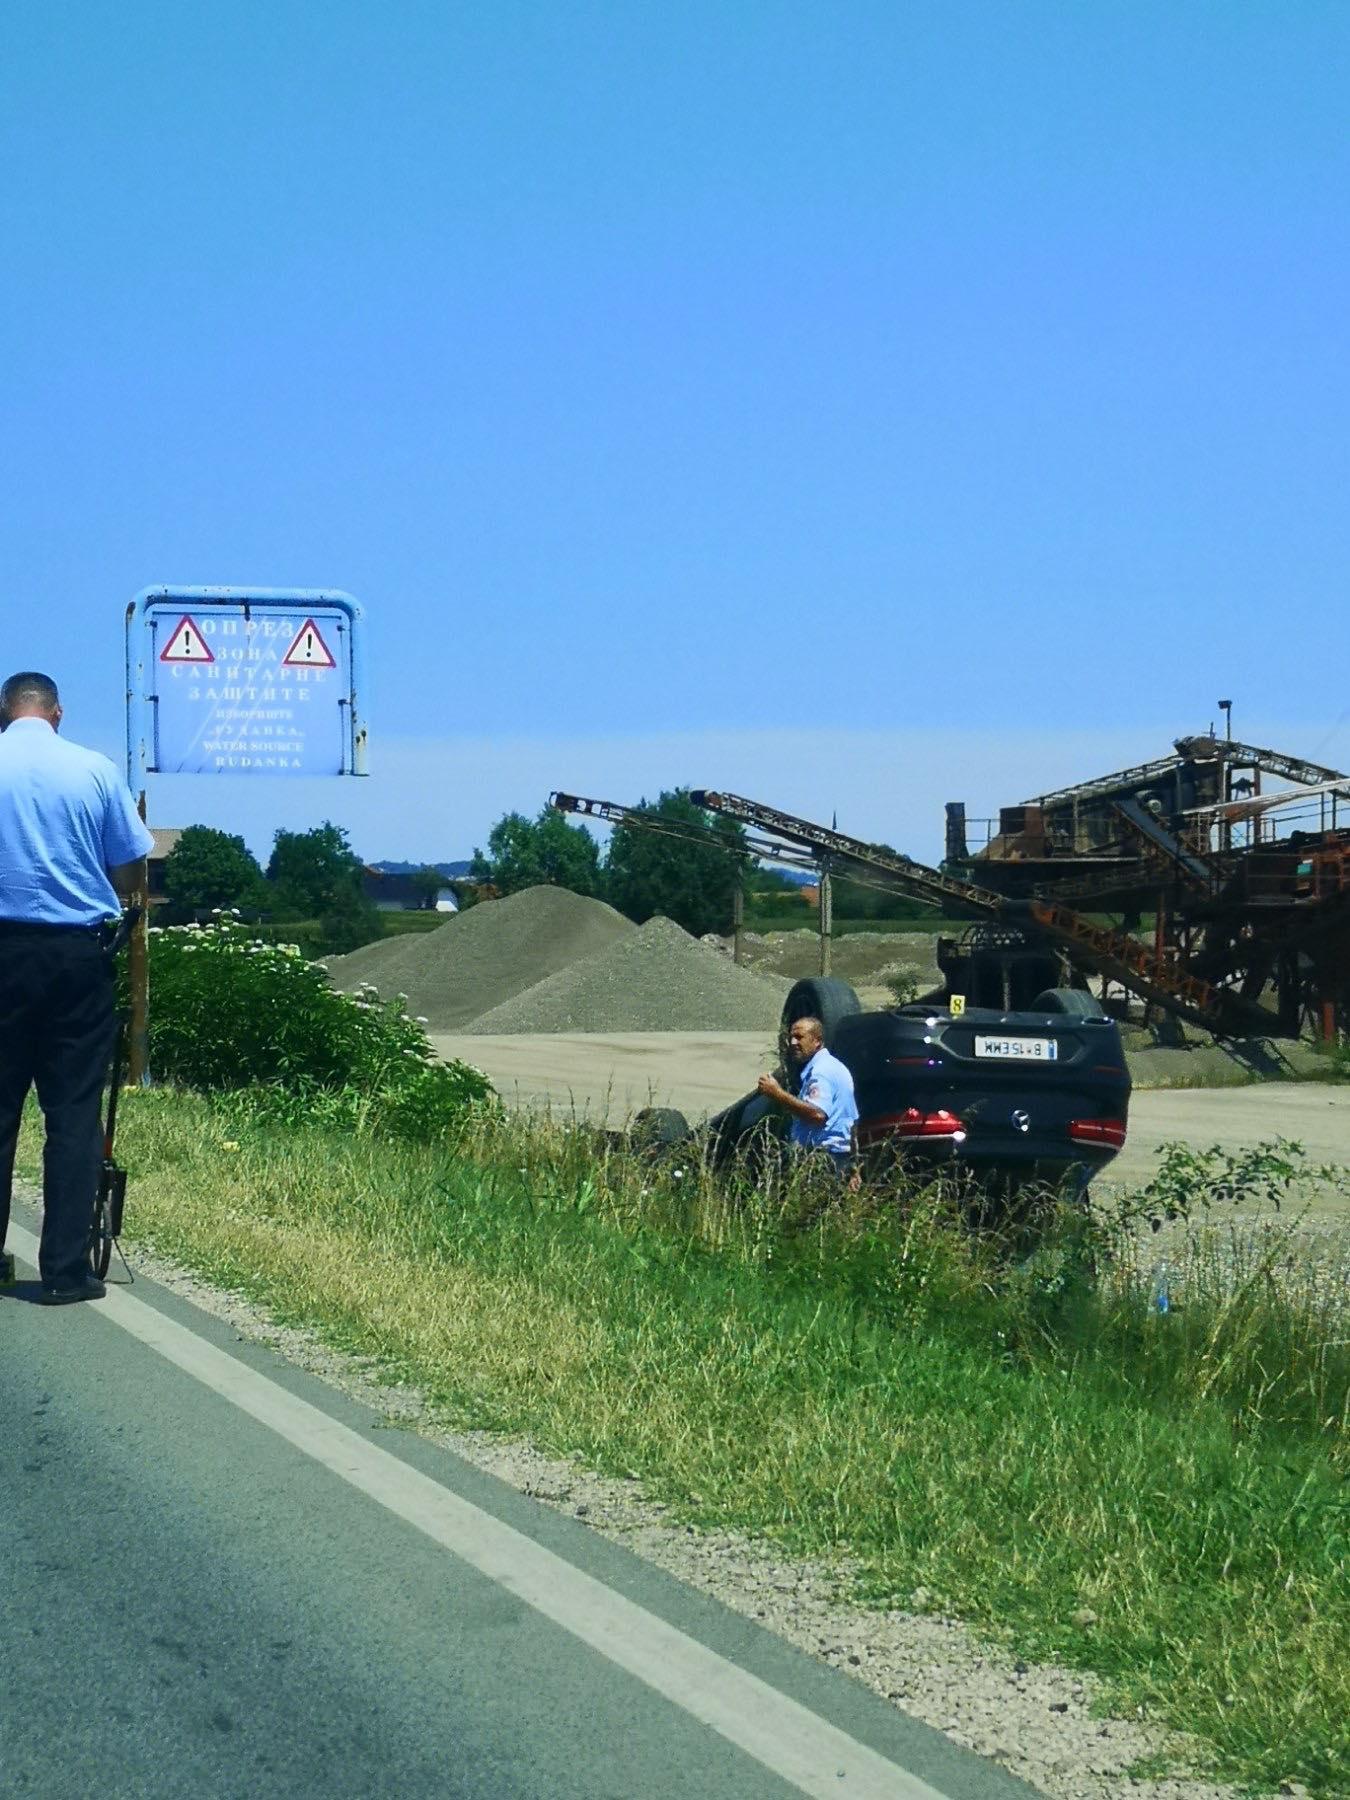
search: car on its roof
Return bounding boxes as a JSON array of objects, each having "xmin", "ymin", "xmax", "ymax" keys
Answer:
[{"xmin": 641, "ymin": 976, "xmax": 1131, "ymax": 1203}]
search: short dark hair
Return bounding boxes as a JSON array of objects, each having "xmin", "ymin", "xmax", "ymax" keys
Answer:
[{"xmin": 0, "ymin": 671, "xmax": 60, "ymax": 716}]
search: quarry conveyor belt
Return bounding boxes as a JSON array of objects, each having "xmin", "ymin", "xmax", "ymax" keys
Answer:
[
  {"xmin": 689, "ymin": 790, "xmax": 1265, "ymax": 1036},
  {"xmin": 549, "ymin": 789, "xmax": 1260, "ymax": 1036}
]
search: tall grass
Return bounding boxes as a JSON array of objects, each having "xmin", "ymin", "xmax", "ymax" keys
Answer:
[{"xmin": 21, "ymin": 1096, "xmax": 1348, "ymax": 1793}]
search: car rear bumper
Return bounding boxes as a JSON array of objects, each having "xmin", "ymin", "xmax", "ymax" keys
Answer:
[{"xmin": 855, "ymin": 1117, "xmax": 1122, "ymax": 1181}]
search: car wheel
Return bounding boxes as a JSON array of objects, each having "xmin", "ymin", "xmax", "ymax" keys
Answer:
[
  {"xmin": 781, "ymin": 977, "xmax": 862, "ymax": 1048},
  {"xmin": 708, "ymin": 1090, "xmax": 776, "ymax": 1163},
  {"xmin": 630, "ymin": 1107, "xmax": 691, "ymax": 1151}
]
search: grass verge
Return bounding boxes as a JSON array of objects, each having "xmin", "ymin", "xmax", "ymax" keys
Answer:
[{"xmin": 19, "ymin": 1096, "xmax": 1348, "ymax": 1794}]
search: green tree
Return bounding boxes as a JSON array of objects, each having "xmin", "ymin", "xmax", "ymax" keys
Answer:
[
  {"xmin": 469, "ymin": 808, "xmax": 601, "ymax": 897},
  {"xmin": 410, "ymin": 866, "xmax": 448, "ymax": 910},
  {"xmin": 267, "ymin": 821, "xmax": 362, "ymax": 918},
  {"xmin": 830, "ymin": 845, "xmax": 938, "ymax": 921},
  {"xmin": 604, "ymin": 790, "xmax": 749, "ymax": 937},
  {"xmin": 318, "ymin": 871, "xmax": 384, "ymax": 954},
  {"xmin": 163, "ymin": 825, "xmax": 267, "ymax": 916}
]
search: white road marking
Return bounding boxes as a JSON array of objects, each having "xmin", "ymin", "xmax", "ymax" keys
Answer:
[{"xmin": 9, "ymin": 1223, "xmax": 952, "ymax": 1799}]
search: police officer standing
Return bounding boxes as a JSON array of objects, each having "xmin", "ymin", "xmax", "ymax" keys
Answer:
[{"xmin": 0, "ymin": 672, "xmax": 153, "ymax": 1302}]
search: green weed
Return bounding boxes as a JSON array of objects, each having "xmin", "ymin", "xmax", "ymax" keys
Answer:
[
  {"xmin": 139, "ymin": 917, "xmax": 494, "ymax": 1142},
  {"xmin": 21, "ymin": 1099, "xmax": 1347, "ymax": 1793}
]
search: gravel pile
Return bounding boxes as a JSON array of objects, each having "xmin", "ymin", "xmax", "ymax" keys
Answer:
[
  {"xmin": 721, "ymin": 927, "xmax": 944, "ymax": 990},
  {"xmin": 467, "ymin": 914, "xmax": 791, "ymax": 1034},
  {"xmin": 327, "ymin": 886, "xmax": 636, "ymax": 1030},
  {"xmin": 322, "ymin": 923, "xmax": 450, "ymax": 998}
]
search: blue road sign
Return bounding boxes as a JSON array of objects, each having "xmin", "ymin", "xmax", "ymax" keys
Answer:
[{"xmin": 126, "ymin": 588, "xmax": 367, "ymax": 780}]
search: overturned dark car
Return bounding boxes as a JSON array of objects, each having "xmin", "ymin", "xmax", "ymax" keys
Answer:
[{"xmin": 641, "ymin": 976, "xmax": 1131, "ymax": 1202}]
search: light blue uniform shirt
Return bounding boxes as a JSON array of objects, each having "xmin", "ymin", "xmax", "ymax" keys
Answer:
[
  {"xmin": 789, "ymin": 1046, "xmax": 859, "ymax": 1155},
  {"xmin": 0, "ymin": 719, "xmax": 155, "ymax": 926}
]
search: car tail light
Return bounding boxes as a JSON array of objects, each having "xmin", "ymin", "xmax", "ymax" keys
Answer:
[
  {"xmin": 1068, "ymin": 1118, "xmax": 1127, "ymax": 1149},
  {"xmin": 858, "ymin": 1107, "xmax": 966, "ymax": 1146}
]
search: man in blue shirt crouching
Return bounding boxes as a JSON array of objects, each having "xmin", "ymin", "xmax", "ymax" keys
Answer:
[
  {"xmin": 0, "ymin": 672, "xmax": 154, "ymax": 1302},
  {"xmin": 757, "ymin": 1015, "xmax": 859, "ymax": 1178}
]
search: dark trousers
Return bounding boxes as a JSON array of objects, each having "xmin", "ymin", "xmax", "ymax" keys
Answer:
[{"xmin": 0, "ymin": 926, "xmax": 115, "ymax": 1288}]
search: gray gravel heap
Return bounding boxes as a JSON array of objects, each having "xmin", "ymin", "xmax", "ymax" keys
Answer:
[
  {"xmin": 322, "ymin": 922, "xmax": 449, "ymax": 998},
  {"xmin": 466, "ymin": 913, "xmax": 791, "ymax": 1034},
  {"xmin": 327, "ymin": 885, "xmax": 636, "ymax": 1030}
]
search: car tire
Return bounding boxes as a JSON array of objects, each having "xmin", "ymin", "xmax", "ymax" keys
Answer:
[
  {"xmin": 1030, "ymin": 986, "xmax": 1106, "ymax": 1020},
  {"xmin": 781, "ymin": 977, "xmax": 862, "ymax": 1048},
  {"xmin": 630, "ymin": 1106, "xmax": 691, "ymax": 1151},
  {"xmin": 708, "ymin": 1090, "xmax": 775, "ymax": 1161}
]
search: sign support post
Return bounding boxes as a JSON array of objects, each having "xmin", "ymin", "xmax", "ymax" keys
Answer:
[{"xmin": 128, "ymin": 792, "xmax": 151, "ymax": 1086}]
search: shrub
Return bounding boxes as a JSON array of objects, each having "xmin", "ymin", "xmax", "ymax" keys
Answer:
[
  {"xmin": 884, "ymin": 965, "xmax": 923, "ymax": 1006},
  {"xmin": 145, "ymin": 916, "xmax": 494, "ymax": 1141},
  {"xmin": 317, "ymin": 877, "xmax": 384, "ymax": 954}
]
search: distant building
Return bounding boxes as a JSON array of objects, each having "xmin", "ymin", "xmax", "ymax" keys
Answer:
[
  {"xmin": 147, "ymin": 828, "xmax": 184, "ymax": 907},
  {"xmin": 360, "ymin": 867, "xmax": 460, "ymax": 913}
]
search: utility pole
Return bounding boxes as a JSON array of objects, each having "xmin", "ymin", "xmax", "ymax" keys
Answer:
[{"xmin": 818, "ymin": 862, "xmax": 833, "ymax": 976}]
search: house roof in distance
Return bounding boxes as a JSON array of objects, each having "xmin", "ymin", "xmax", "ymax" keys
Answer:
[
  {"xmin": 367, "ymin": 859, "xmax": 474, "ymax": 879},
  {"xmin": 148, "ymin": 828, "xmax": 183, "ymax": 861}
]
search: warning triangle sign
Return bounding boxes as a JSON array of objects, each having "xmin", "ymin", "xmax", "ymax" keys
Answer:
[
  {"xmin": 159, "ymin": 616, "xmax": 215, "ymax": 663},
  {"xmin": 281, "ymin": 618, "xmax": 337, "ymax": 669}
]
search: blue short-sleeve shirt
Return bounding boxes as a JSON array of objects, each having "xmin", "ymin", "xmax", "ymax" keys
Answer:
[
  {"xmin": 789, "ymin": 1046, "xmax": 859, "ymax": 1155},
  {"xmin": 0, "ymin": 719, "xmax": 156, "ymax": 926}
]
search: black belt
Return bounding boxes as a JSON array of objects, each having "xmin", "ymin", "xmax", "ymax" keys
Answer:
[{"xmin": 0, "ymin": 918, "xmax": 104, "ymax": 936}]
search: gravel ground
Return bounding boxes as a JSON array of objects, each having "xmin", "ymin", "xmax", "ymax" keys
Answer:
[
  {"xmin": 467, "ymin": 913, "xmax": 792, "ymax": 1033},
  {"xmin": 1116, "ymin": 1212, "xmax": 1350, "ymax": 1316},
  {"xmin": 1123, "ymin": 1036, "xmax": 1329, "ymax": 1090},
  {"xmin": 327, "ymin": 886, "xmax": 636, "ymax": 1029},
  {"xmin": 71, "ymin": 1217, "xmax": 1277, "ymax": 1800},
  {"xmin": 711, "ymin": 927, "xmax": 944, "ymax": 993}
]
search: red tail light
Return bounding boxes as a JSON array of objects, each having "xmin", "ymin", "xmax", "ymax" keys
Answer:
[
  {"xmin": 858, "ymin": 1107, "xmax": 966, "ymax": 1147},
  {"xmin": 1068, "ymin": 1118, "xmax": 1127, "ymax": 1149}
]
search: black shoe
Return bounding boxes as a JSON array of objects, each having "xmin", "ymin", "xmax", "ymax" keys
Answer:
[
  {"xmin": 40, "ymin": 1275, "xmax": 106, "ymax": 1306},
  {"xmin": 0, "ymin": 1249, "xmax": 14, "ymax": 1286}
]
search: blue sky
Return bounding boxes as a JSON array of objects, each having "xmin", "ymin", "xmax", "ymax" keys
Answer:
[{"xmin": 3, "ymin": 2, "xmax": 1347, "ymax": 865}]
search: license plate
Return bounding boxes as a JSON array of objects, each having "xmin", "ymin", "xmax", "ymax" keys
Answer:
[{"xmin": 974, "ymin": 1035, "xmax": 1058, "ymax": 1061}]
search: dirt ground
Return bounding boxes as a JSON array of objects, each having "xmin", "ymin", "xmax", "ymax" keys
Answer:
[
  {"xmin": 720, "ymin": 929, "xmax": 941, "ymax": 1012},
  {"xmin": 432, "ymin": 1030, "xmax": 1350, "ymax": 1217},
  {"xmin": 433, "ymin": 1030, "xmax": 773, "ymax": 1125}
]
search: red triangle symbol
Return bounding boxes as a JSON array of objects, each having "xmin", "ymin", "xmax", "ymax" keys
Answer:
[
  {"xmin": 159, "ymin": 615, "xmax": 215, "ymax": 663},
  {"xmin": 281, "ymin": 618, "xmax": 337, "ymax": 669}
]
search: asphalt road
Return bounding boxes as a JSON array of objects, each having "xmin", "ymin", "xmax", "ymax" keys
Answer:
[{"xmin": 1, "ymin": 1203, "xmax": 1035, "ymax": 1800}]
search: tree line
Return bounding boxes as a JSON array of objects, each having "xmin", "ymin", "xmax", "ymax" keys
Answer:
[
  {"xmin": 468, "ymin": 790, "xmax": 748, "ymax": 937},
  {"xmin": 162, "ymin": 790, "xmax": 932, "ymax": 952},
  {"xmin": 161, "ymin": 821, "xmax": 387, "ymax": 952},
  {"xmin": 467, "ymin": 791, "xmax": 935, "ymax": 934}
]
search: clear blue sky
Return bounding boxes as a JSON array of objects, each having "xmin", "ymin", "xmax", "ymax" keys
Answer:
[{"xmin": 3, "ymin": 2, "xmax": 1347, "ymax": 864}]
